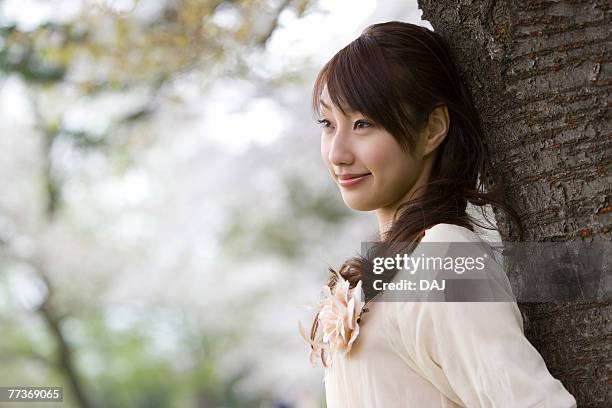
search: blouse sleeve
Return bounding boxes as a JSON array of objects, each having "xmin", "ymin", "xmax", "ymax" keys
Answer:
[{"xmin": 395, "ymin": 301, "xmax": 577, "ymax": 408}]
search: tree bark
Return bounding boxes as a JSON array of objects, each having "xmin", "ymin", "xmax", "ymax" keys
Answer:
[{"xmin": 417, "ymin": 1, "xmax": 610, "ymax": 406}]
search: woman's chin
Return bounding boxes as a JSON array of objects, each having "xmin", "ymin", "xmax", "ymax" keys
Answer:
[{"xmin": 342, "ymin": 196, "xmax": 377, "ymax": 212}]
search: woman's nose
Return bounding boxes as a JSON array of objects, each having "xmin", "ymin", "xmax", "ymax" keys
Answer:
[{"xmin": 328, "ymin": 130, "xmax": 354, "ymax": 166}]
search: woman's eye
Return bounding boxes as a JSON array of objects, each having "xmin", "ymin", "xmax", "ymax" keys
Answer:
[
  {"xmin": 317, "ymin": 119, "xmax": 332, "ymax": 128},
  {"xmin": 316, "ymin": 118, "xmax": 372, "ymax": 130},
  {"xmin": 355, "ymin": 120, "xmax": 373, "ymax": 129}
]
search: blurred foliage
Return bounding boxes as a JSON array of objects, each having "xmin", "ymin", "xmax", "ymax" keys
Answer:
[
  {"xmin": 0, "ymin": 0, "xmax": 319, "ymax": 214},
  {"xmin": 0, "ymin": 0, "xmax": 314, "ymax": 88},
  {"xmin": 0, "ymin": 0, "xmax": 327, "ymax": 407},
  {"xmin": 284, "ymin": 174, "xmax": 351, "ymax": 224},
  {"xmin": 82, "ymin": 312, "xmax": 259, "ymax": 408},
  {"xmin": 0, "ymin": 275, "xmax": 268, "ymax": 407},
  {"xmin": 219, "ymin": 173, "xmax": 350, "ymax": 260}
]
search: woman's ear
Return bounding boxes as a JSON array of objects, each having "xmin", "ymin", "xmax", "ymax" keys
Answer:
[{"xmin": 422, "ymin": 105, "xmax": 450, "ymax": 156}]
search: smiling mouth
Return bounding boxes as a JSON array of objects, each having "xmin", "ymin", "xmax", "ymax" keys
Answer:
[
  {"xmin": 336, "ymin": 173, "xmax": 372, "ymax": 187},
  {"xmin": 337, "ymin": 173, "xmax": 372, "ymax": 180}
]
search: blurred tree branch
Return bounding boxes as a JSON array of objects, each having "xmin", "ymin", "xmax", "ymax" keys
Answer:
[{"xmin": 37, "ymin": 275, "xmax": 92, "ymax": 408}]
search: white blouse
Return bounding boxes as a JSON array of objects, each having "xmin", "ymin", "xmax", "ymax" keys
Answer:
[{"xmin": 324, "ymin": 223, "xmax": 577, "ymax": 408}]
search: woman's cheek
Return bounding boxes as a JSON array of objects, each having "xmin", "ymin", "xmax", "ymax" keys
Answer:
[
  {"xmin": 320, "ymin": 137, "xmax": 331, "ymax": 165},
  {"xmin": 360, "ymin": 144, "xmax": 387, "ymax": 178}
]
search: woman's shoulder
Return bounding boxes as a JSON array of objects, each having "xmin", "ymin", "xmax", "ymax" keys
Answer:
[
  {"xmin": 421, "ymin": 223, "xmax": 483, "ymax": 244},
  {"xmin": 418, "ymin": 223, "xmax": 496, "ymax": 273}
]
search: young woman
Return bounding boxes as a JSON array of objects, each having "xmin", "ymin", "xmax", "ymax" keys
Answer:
[{"xmin": 301, "ymin": 21, "xmax": 577, "ymax": 407}]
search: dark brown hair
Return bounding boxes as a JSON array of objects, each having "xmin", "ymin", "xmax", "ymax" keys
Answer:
[{"xmin": 308, "ymin": 21, "xmax": 524, "ymax": 367}]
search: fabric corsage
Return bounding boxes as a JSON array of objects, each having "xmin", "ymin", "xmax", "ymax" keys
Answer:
[{"xmin": 299, "ymin": 273, "xmax": 367, "ymax": 367}]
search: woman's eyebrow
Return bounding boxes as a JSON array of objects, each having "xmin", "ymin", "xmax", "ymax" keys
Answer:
[{"xmin": 320, "ymin": 99, "xmax": 357, "ymax": 114}]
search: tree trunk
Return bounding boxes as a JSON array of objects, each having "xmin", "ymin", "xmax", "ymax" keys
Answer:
[{"xmin": 417, "ymin": 1, "xmax": 610, "ymax": 406}]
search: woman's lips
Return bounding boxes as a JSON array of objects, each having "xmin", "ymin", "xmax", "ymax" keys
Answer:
[{"xmin": 337, "ymin": 173, "xmax": 371, "ymax": 187}]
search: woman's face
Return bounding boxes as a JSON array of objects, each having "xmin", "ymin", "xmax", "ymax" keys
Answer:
[{"xmin": 319, "ymin": 87, "xmax": 428, "ymax": 217}]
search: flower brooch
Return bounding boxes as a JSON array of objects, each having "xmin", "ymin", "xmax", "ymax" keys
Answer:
[{"xmin": 299, "ymin": 274, "xmax": 368, "ymax": 367}]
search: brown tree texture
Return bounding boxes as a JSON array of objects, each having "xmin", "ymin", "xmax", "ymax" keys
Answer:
[{"xmin": 418, "ymin": 1, "xmax": 611, "ymax": 406}]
